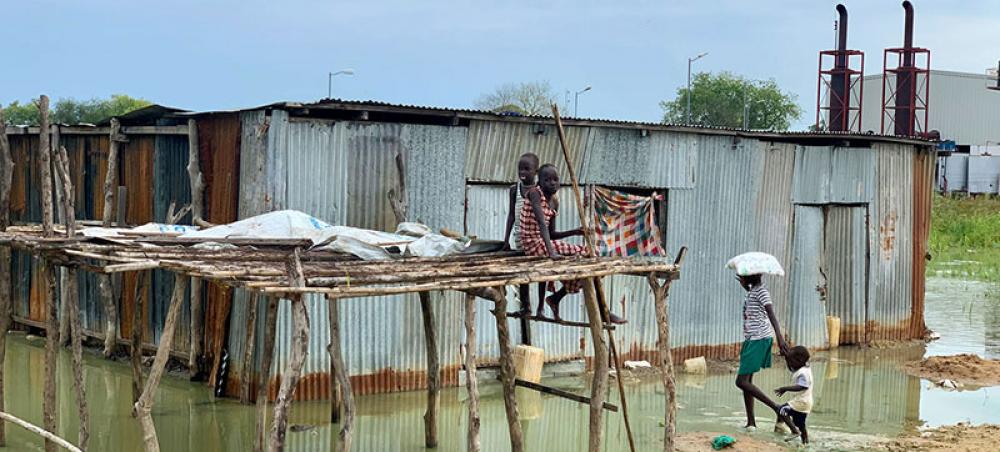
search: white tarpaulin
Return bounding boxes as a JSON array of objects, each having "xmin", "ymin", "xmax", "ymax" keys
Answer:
[{"xmin": 179, "ymin": 210, "xmax": 466, "ymax": 260}]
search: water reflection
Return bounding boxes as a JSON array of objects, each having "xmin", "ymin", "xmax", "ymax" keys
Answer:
[{"xmin": 0, "ymin": 277, "xmax": 997, "ymax": 451}]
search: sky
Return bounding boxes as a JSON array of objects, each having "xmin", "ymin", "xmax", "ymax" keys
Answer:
[{"xmin": 2, "ymin": 0, "xmax": 998, "ymax": 130}]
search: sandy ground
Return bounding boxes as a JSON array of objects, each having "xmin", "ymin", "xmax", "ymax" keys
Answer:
[
  {"xmin": 870, "ymin": 423, "xmax": 1000, "ymax": 451},
  {"xmin": 902, "ymin": 354, "xmax": 1000, "ymax": 387},
  {"xmin": 675, "ymin": 432, "xmax": 787, "ymax": 451}
]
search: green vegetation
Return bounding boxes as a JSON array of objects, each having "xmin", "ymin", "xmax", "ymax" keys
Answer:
[
  {"xmin": 928, "ymin": 194, "xmax": 1000, "ymax": 296},
  {"xmin": 2, "ymin": 94, "xmax": 151, "ymax": 125},
  {"xmin": 660, "ymin": 71, "xmax": 802, "ymax": 130}
]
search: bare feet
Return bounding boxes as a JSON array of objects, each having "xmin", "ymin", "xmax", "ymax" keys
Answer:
[
  {"xmin": 545, "ymin": 296, "xmax": 561, "ymax": 321},
  {"xmin": 608, "ymin": 312, "xmax": 628, "ymax": 324}
]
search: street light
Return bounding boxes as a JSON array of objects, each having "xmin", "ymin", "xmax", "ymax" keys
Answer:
[
  {"xmin": 328, "ymin": 69, "xmax": 355, "ymax": 98},
  {"xmin": 686, "ymin": 52, "xmax": 708, "ymax": 125},
  {"xmin": 574, "ymin": 86, "xmax": 591, "ymax": 117}
]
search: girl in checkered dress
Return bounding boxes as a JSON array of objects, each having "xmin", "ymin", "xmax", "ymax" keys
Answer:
[{"xmin": 519, "ymin": 164, "xmax": 586, "ymax": 320}]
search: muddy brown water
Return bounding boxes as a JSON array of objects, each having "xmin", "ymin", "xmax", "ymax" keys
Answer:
[{"xmin": 2, "ymin": 276, "xmax": 998, "ymax": 451}]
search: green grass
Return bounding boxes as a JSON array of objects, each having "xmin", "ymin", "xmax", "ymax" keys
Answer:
[{"xmin": 927, "ymin": 194, "xmax": 1000, "ymax": 297}]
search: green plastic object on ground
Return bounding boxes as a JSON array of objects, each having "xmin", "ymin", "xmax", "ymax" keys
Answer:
[{"xmin": 711, "ymin": 434, "xmax": 737, "ymax": 450}]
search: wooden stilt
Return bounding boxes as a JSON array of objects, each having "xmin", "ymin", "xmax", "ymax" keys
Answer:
[
  {"xmin": 98, "ymin": 274, "xmax": 118, "ymax": 358},
  {"xmin": 327, "ymin": 295, "xmax": 354, "ymax": 452},
  {"xmin": 419, "ymin": 291, "xmax": 440, "ymax": 448},
  {"xmin": 463, "ymin": 293, "xmax": 480, "ymax": 452},
  {"xmin": 134, "ymin": 275, "xmax": 189, "ymax": 452},
  {"xmin": 102, "ymin": 119, "xmax": 122, "ymax": 228},
  {"xmin": 188, "ymin": 277, "xmax": 203, "ymax": 375},
  {"xmin": 493, "ymin": 287, "xmax": 523, "ymax": 452},
  {"xmin": 649, "ymin": 275, "xmax": 676, "ymax": 452},
  {"xmin": 186, "ymin": 119, "xmax": 211, "ymax": 228},
  {"xmin": 328, "ymin": 299, "xmax": 342, "ymax": 424},
  {"xmin": 240, "ymin": 292, "xmax": 259, "ymax": 404},
  {"xmin": 43, "ymin": 261, "xmax": 58, "ymax": 452},
  {"xmin": 65, "ymin": 267, "xmax": 89, "ymax": 449},
  {"xmin": 506, "ymin": 311, "xmax": 616, "ymax": 330},
  {"xmin": 0, "ymin": 106, "xmax": 10, "ymax": 446},
  {"xmin": 131, "ymin": 271, "xmax": 149, "ymax": 406},
  {"xmin": 38, "ymin": 96, "xmax": 54, "ymax": 237},
  {"xmin": 253, "ymin": 296, "xmax": 278, "ymax": 452},
  {"xmin": 581, "ymin": 278, "xmax": 609, "ymax": 452},
  {"xmin": 269, "ymin": 249, "xmax": 310, "ymax": 452}
]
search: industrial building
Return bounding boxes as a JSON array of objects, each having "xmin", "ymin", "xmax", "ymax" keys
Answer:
[{"xmin": 4, "ymin": 99, "xmax": 934, "ymax": 400}]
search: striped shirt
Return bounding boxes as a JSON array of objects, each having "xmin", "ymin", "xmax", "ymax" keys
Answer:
[{"xmin": 743, "ymin": 284, "xmax": 773, "ymax": 340}]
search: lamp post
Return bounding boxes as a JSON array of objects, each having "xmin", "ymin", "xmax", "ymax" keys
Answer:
[
  {"xmin": 686, "ymin": 52, "xmax": 708, "ymax": 125},
  {"xmin": 574, "ymin": 86, "xmax": 592, "ymax": 117},
  {"xmin": 328, "ymin": 69, "xmax": 355, "ymax": 98}
]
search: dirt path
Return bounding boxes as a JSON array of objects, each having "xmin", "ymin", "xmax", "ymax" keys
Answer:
[
  {"xmin": 871, "ymin": 423, "xmax": 1000, "ymax": 451},
  {"xmin": 902, "ymin": 354, "xmax": 1000, "ymax": 386}
]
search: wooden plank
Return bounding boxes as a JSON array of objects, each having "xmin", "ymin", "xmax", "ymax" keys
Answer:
[
  {"xmin": 506, "ymin": 311, "xmax": 616, "ymax": 331},
  {"xmin": 514, "ymin": 379, "xmax": 618, "ymax": 412},
  {"xmin": 3, "ymin": 125, "xmax": 189, "ymax": 136}
]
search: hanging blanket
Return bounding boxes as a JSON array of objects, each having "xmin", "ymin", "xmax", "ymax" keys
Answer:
[{"xmin": 591, "ymin": 187, "xmax": 665, "ymax": 257}]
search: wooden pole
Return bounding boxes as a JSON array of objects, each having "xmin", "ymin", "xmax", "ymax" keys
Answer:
[
  {"xmin": 419, "ymin": 291, "xmax": 440, "ymax": 448},
  {"xmin": 134, "ymin": 275, "xmax": 189, "ymax": 452},
  {"xmin": 56, "ymin": 142, "xmax": 73, "ymax": 345},
  {"xmin": 550, "ymin": 104, "xmax": 620, "ymax": 452},
  {"xmin": 54, "ymin": 145, "xmax": 89, "ymax": 450},
  {"xmin": 0, "ymin": 106, "xmax": 10, "ymax": 446},
  {"xmin": 38, "ymin": 96, "xmax": 54, "ymax": 237},
  {"xmin": 97, "ymin": 274, "xmax": 118, "ymax": 358},
  {"xmin": 240, "ymin": 292, "xmax": 259, "ymax": 404},
  {"xmin": 649, "ymin": 275, "xmax": 677, "ymax": 452},
  {"xmin": 253, "ymin": 296, "xmax": 279, "ymax": 452},
  {"xmin": 65, "ymin": 267, "xmax": 89, "ymax": 449},
  {"xmin": 327, "ymin": 295, "xmax": 354, "ymax": 452},
  {"xmin": 463, "ymin": 293, "xmax": 480, "ymax": 452},
  {"xmin": 43, "ymin": 261, "xmax": 58, "ymax": 452},
  {"xmin": 269, "ymin": 249, "xmax": 310, "ymax": 452},
  {"xmin": 188, "ymin": 277, "xmax": 203, "ymax": 375},
  {"xmin": 514, "ymin": 379, "xmax": 618, "ymax": 411},
  {"xmin": 186, "ymin": 119, "xmax": 210, "ymax": 228},
  {"xmin": 328, "ymin": 295, "xmax": 342, "ymax": 425},
  {"xmin": 0, "ymin": 412, "xmax": 82, "ymax": 452},
  {"xmin": 102, "ymin": 118, "xmax": 121, "ymax": 227},
  {"xmin": 130, "ymin": 271, "xmax": 149, "ymax": 406},
  {"xmin": 98, "ymin": 121, "xmax": 122, "ymax": 358},
  {"xmin": 493, "ymin": 287, "xmax": 523, "ymax": 452}
]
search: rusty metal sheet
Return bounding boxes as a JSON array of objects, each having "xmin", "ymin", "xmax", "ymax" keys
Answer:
[
  {"xmin": 910, "ymin": 150, "xmax": 934, "ymax": 338},
  {"xmin": 870, "ymin": 143, "xmax": 914, "ymax": 341}
]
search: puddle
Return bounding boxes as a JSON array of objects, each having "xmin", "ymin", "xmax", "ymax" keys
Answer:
[{"xmin": 1, "ymin": 277, "xmax": 998, "ymax": 450}]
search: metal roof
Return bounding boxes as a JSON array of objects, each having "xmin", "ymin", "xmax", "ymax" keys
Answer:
[{"xmin": 174, "ymin": 98, "xmax": 934, "ymax": 147}]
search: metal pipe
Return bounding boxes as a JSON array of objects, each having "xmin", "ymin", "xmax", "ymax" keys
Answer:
[
  {"xmin": 829, "ymin": 4, "xmax": 849, "ymax": 131},
  {"xmin": 895, "ymin": 1, "xmax": 916, "ymax": 135}
]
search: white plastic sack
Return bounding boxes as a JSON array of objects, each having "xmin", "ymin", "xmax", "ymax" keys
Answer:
[
  {"xmin": 405, "ymin": 234, "xmax": 465, "ymax": 258},
  {"xmin": 325, "ymin": 236, "xmax": 396, "ymax": 261},
  {"xmin": 181, "ymin": 210, "xmax": 333, "ymax": 244},
  {"xmin": 131, "ymin": 222, "xmax": 200, "ymax": 235},
  {"xmin": 396, "ymin": 222, "xmax": 433, "ymax": 238}
]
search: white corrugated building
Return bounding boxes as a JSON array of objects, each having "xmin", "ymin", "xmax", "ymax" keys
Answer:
[
  {"xmin": 861, "ymin": 69, "xmax": 1000, "ymax": 146},
  {"xmin": 860, "ymin": 70, "xmax": 1000, "ymax": 193}
]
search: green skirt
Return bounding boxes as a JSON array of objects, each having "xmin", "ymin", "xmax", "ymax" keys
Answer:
[{"xmin": 737, "ymin": 337, "xmax": 773, "ymax": 375}]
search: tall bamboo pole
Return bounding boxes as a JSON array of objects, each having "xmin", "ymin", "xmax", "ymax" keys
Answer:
[{"xmin": 551, "ymin": 104, "xmax": 632, "ymax": 452}]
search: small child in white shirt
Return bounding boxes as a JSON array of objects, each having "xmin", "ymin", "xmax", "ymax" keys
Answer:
[{"xmin": 774, "ymin": 345, "xmax": 813, "ymax": 444}]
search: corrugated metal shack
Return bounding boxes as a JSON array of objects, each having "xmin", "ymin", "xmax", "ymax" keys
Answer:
[{"xmin": 6, "ymin": 100, "xmax": 934, "ymax": 402}]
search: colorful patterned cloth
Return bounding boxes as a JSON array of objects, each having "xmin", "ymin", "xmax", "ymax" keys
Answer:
[{"xmin": 591, "ymin": 187, "xmax": 665, "ymax": 257}]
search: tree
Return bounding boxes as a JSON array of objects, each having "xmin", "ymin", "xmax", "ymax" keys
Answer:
[
  {"xmin": 660, "ymin": 72, "xmax": 802, "ymax": 131},
  {"xmin": 475, "ymin": 81, "xmax": 559, "ymax": 116},
  {"xmin": 2, "ymin": 94, "xmax": 152, "ymax": 125}
]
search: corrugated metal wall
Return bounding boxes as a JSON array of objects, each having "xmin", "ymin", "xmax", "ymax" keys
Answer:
[
  {"xmin": 825, "ymin": 206, "xmax": 869, "ymax": 344},
  {"xmin": 939, "ymin": 154, "xmax": 969, "ymax": 192},
  {"xmin": 788, "ymin": 205, "xmax": 829, "ymax": 348},
  {"xmin": 579, "ymin": 128, "xmax": 696, "ymax": 188},
  {"xmin": 870, "ymin": 143, "xmax": 914, "ymax": 340},
  {"xmin": 464, "ymin": 120, "xmax": 590, "ymax": 183}
]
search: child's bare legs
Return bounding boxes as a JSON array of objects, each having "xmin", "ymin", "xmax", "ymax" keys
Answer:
[
  {"xmin": 735, "ymin": 374, "xmax": 798, "ymax": 433},
  {"xmin": 539, "ymin": 287, "xmax": 569, "ymax": 321},
  {"xmin": 514, "ymin": 284, "xmax": 531, "ymax": 315}
]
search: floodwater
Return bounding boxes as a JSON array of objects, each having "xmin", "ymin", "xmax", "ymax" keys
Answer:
[{"xmin": 1, "ymin": 276, "xmax": 999, "ymax": 451}]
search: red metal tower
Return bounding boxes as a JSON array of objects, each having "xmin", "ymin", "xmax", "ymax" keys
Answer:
[
  {"xmin": 816, "ymin": 4, "xmax": 864, "ymax": 132},
  {"xmin": 881, "ymin": 1, "xmax": 930, "ymax": 137}
]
